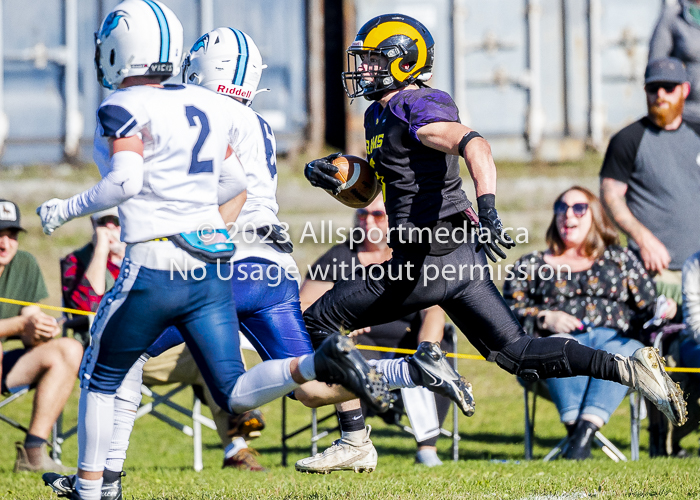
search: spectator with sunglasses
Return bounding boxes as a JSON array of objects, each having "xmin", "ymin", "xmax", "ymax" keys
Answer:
[
  {"xmin": 600, "ymin": 57, "xmax": 700, "ymax": 305},
  {"xmin": 300, "ymin": 196, "xmax": 452, "ymax": 467},
  {"xmin": 504, "ymin": 186, "xmax": 676, "ymax": 460}
]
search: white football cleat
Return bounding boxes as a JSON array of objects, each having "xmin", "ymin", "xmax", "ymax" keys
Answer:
[
  {"xmin": 295, "ymin": 425, "xmax": 377, "ymax": 474},
  {"xmin": 620, "ymin": 347, "xmax": 687, "ymax": 427}
]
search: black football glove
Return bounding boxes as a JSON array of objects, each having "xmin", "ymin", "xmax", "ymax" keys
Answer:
[
  {"xmin": 476, "ymin": 194, "xmax": 515, "ymax": 262},
  {"xmin": 304, "ymin": 152, "xmax": 343, "ymax": 195}
]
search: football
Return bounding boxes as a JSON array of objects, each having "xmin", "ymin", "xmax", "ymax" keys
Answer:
[{"xmin": 329, "ymin": 155, "xmax": 378, "ymax": 208}]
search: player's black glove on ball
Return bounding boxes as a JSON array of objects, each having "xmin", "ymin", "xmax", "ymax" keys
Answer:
[
  {"xmin": 304, "ymin": 152, "xmax": 343, "ymax": 195},
  {"xmin": 476, "ymin": 194, "xmax": 515, "ymax": 262}
]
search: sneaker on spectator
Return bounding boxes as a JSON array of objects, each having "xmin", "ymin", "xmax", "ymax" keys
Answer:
[
  {"xmin": 415, "ymin": 448, "xmax": 443, "ymax": 467},
  {"xmin": 222, "ymin": 448, "xmax": 267, "ymax": 471},
  {"xmin": 14, "ymin": 442, "xmax": 74, "ymax": 473},
  {"xmin": 295, "ymin": 425, "xmax": 377, "ymax": 474},
  {"xmin": 227, "ymin": 409, "xmax": 265, "ymax": 441}
]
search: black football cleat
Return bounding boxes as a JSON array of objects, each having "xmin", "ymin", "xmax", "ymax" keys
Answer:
[
  {"xmin": 314, "ymin": 333, "xmax": 394, "ymax": 414},
  {"xmin": 407, "ymin": 341, "xmax": 476, "ymax": 417},
  {"xmin": 43, "ymin": 472, "xmax": 75, "ymax": 497},
  {"xmin": 43, "ymin": 472, "xmax": 123, "ymax": 500}
]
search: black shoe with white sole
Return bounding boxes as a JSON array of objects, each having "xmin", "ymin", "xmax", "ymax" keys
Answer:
[
  {"xmin": 314, "ymin": 333, "xmax": 394, "ymax": 414},
  {"xmin": 43, "ymin": 472, "xmax": 123, "ymax": 500},
  {"xmin": 407, "ymin": 341, "xmax": 476, "ymax": 416}
]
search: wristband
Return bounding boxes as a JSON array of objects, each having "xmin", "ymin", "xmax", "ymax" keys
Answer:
[
  {"xmin": 457, "ymin": 131, "xmax": 483, "ymax": 158},
  {"xmin": 476, "ymin": 194, "xmax": 496, "ymax": 212}
]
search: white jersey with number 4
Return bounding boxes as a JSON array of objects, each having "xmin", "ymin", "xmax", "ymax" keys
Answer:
[{"xmin": 93, "ymin": 83, "xmax": 255, "ymax": 244}]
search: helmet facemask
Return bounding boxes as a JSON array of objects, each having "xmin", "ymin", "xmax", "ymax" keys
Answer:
[{"xmin": 342, "ymin": 37, "xmax": 426, "ymax": 101}]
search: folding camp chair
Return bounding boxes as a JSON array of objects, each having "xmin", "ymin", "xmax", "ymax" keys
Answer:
[{"xmin": 523, "ymin": 379, "xmax": 644, "ymax": 462}]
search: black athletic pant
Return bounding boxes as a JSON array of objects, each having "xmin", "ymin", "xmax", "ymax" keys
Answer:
[{"xmin": 304, "ymin": 240, "xmax": 622, "ymax": 383}]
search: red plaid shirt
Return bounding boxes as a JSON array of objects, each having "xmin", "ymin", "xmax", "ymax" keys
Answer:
[{"xmin": 61, "ymin": 251, "xmax": 121, "ymax": 312}]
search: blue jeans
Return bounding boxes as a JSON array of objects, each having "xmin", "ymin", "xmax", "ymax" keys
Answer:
[
  {"xmin": 680, "ymin": 339, "xmax": 700, "ymax": 380},
  {"xmin": 546, "ymin": 328, "xmax": 643, "ymax": 424}
]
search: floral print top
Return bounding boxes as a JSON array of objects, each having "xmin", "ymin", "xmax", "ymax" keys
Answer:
[{"xmin": 503, "ymin": 245, "xmax": 656, "ymax": 337}]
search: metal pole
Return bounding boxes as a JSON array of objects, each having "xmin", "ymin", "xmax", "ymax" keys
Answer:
[
  {"xmin": 199, "ymin": 0, "xmax": 214, "ymax": 34},
  {"xmin": 311, "ymin": 408, "xmax": 318, "ymax": 456},
  {"xmin": 526, "ymin": 0, "xmax": 543, "ymax": 153},
  {"xmin": 64, "ymin": 0, "xmax": 83, "ymax": 162},
  {"xmin": 452, "ymin": 326, "xmax": 459, "ymax": 462},
  {"xmin": 452, "ymin": 0, "xmax": 471, "ymax": 126},
  {"xmin": 588, "ymin": 0, "xmax": 604, "ymax": 150},
  {"xmin": 305, "ymin": 0, "xmax": 325, "ymax": 155},
  {"xmin": 0, "ymin": 0, "xmax": 8, "ymax": 158}
]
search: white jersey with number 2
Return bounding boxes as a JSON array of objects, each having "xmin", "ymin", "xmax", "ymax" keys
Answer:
[{"xmin": 93, "ymin": 83, "xmax": 255, "ymax": 243}]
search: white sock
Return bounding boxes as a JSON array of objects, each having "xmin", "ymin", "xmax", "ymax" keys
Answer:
[
  {"xmin": 341, "ymin": 428, "xmax": 367, "ymax": 445},
  {"xmin": 297, "ymin": 354, "xmax": 316, "ymax": 381},
  {"xmin": 368, "ymin": 358, "xmax": 417, "ymax": 390},
  {"xmin": 228, "ymin": 358, "xmax": 300, "ymax": 414},
  {"xmin": 106, "ymin": 355, "xmax": 145, "ymax": 472},
  {"xmin": 78, "ymin": 389, "xmax": 115, "ymax": 474},
  {"xmin": 76, "ymin": 477, "xmax": 103, "ymax": 500},
  {"xmin": 224, "ymin": 436, "xmax": 247, "ymax": 459}
]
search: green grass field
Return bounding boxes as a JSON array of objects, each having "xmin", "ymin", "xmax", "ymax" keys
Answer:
[{"xmin": 1, "ymin": 159, "xmax": 699, "ymax": 499}]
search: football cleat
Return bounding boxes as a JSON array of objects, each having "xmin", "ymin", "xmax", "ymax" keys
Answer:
[
  {"xmin": 314, "ymin": 333, "xmax": 394, "ymax": 414},
  {"xmin": 222, "ymin": 448, "xmax": 267, "ymax": 472},
  {"xmin": 43, "ymin": 472, "xmax": 123, "ymax": 500},
  {"xmin": 295, "ymin": 426, "xmax": 377, "ymax": 474},
  {"xmin": 407, "ymin": 341, "xmax": 475, "ymax": 417},
  {"xmin": 227, "ymin": 409, "xmax": 266, "ymax": 441},
  {"xmin": 620, "ymin": 347, "xmax": 687, "ymax": 427},
  {"xmin": 43, "ymin": 472, "xmax": 75, "ymax": 497}
]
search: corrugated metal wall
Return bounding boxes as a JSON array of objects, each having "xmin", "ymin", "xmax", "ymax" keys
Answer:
[
  {"xmin": 0, "ymin": 0, "xmax": 307, "ymax": 165},
  {"xmin": 0, "ymin": 0, "xmax": 670, "ymax": 165}
]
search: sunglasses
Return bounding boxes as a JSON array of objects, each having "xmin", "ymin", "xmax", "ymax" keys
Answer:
[
  {"xmin": 357, "ymin": 209, "xmax": 387, "ymax": 220},
  {"xmin": 96, "ymin": 215, "xmax": 120, "ymax": 227},
  {"xmin": 645, "ymin": 82, "xmax": 680, "ymax": 94},
  {"xmin": 554, "ymin": 201, "xmax": 589, "ymax": 217}
]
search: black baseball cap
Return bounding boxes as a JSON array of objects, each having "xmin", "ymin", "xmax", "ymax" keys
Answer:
[
  {"xmin": 0, "ymin": 200, "xmax": 26, "ymax": 232},
  {"xmin": 645, "ymin": 57, "xmax": 688, "ymax": 85}
]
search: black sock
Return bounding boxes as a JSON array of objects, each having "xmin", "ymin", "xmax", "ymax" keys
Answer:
[
  {"xmin": 564, "ymin": 341, "xmax": 620, "ymax": 381},
  {"xmin": 103, "ymin": 469, "xmax": 122, "ymax": 483},
  {"xmin": 337, "ymin": 408, "xmax": 365, "ymax": 433},
  {"xmin": 24, "ymin": 434, "xmax": 47, "ymax": 449}
]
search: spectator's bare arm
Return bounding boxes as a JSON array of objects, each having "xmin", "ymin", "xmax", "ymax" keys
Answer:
[
  {"xmin": 0, "ymin": 306, "xmax": 59, "ymax": 347},
  {"xmin": 19, "ymin": 306, "xmax": 60, "ymax": 347},
  {"xmin": 84, "ymin": 226, "xmax": 113, "ymax": 295},
  {"xmin": 600, "ymin": 177, "xmax": 670, "ymax": 272}
]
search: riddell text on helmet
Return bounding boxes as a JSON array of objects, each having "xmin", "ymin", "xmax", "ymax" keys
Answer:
[{"xmin": 216, "ymin": 85, "xmax": 252, "ymax": 99}]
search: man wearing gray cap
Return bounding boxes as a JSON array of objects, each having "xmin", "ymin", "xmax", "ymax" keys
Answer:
[
  {"xmin": 0, "ymin": 199, "xmax": 83, "ymax": 473},
  {"xmin": 600, "ymin": 58, "xmax": 700, "ymax": 456},
  {"xmin": 600, "ymin": 57, "xmax": 700, "ymax": 300}
]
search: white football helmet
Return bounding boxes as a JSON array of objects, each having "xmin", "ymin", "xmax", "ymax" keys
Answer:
[
  {"xmin": 182, "ymin": 27, "xmax": 269, "ymax": 106},
  {"xmin": 95, "ymin": 0, "xmax": 184, "ymax": 90}
]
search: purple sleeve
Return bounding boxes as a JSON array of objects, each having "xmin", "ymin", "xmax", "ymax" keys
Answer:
[{"xmin": 406, "ymin": 89, "xmax": 460, "ymax": 141}]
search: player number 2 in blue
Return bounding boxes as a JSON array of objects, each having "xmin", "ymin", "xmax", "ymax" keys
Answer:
[{"xmin": 185, "ymin": 105, "xmax": 213, "ymax": 174}]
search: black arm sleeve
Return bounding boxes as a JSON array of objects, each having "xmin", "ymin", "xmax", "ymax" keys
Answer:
[{"xmin": 599, "ymin": 119, "xmax": 646, "ymax": 183}]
